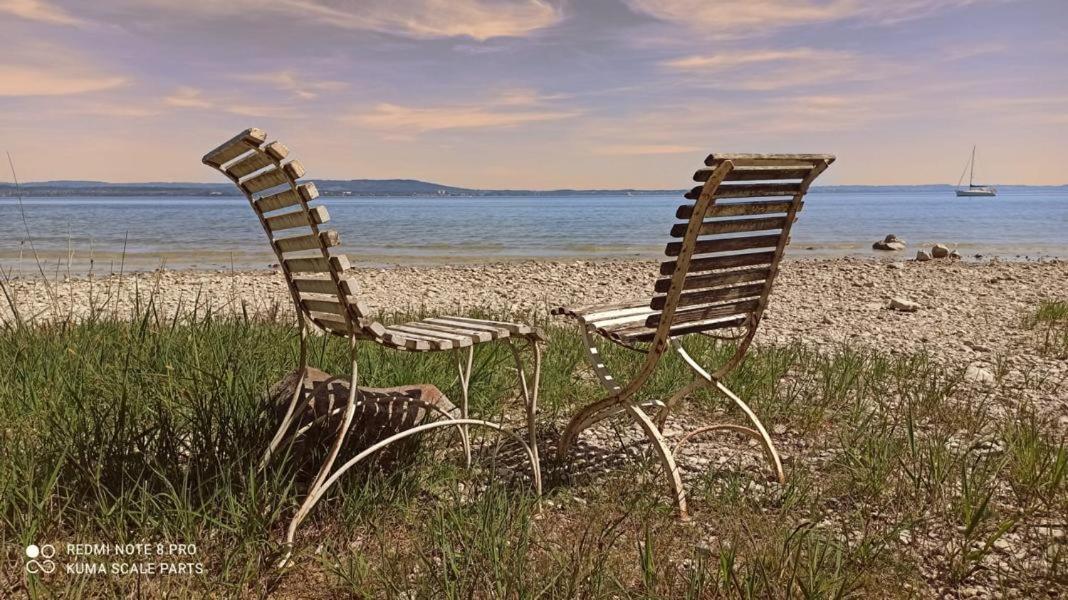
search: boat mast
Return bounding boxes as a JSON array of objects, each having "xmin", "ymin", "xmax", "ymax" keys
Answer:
[{"xmin": 969, "ymin": 145, "xmax": 976, "ymax": 187}]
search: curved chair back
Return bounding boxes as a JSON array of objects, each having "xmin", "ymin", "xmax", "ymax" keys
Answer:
[
  {"xmin": 649, "ymin": 154, "xmax": 834, "ymax": 346},
  {"xmin": 202, "ymin": 128, "xmax": 385, "ymax": 340}
]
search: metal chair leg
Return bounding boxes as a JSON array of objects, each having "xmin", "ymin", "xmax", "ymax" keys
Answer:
[
  {"xmin": 259, "ymin": 367, "xmax": 307, "ymax": 471},
  {"xmin": 278, "ymin": 418, "xmax": 540, "ymax": 567},
  {"xmin": 627, "ymin": 404, "xmax": 688, "ymax": 520},
  {"xmin": 508, "ymin": 338, "xmax": 543, "ymax": 495},
  {"xmin": 671, "ymin": 340, "xmax": 785, "ymax": 484},
  {"xmin": 653, "ymin": 378, "xmax": 708, "ymax": 432},
  {"xmin": 279, "ymin": 338, "xmax": 359, "ymax": 566},
  {"xmin": 456, "ymin": 346, "xmax": 474, "ymax": 468}
]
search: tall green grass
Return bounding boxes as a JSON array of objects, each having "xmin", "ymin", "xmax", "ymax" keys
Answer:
[
  {"xmin": 1026, "ymin": 299, "xmax": 1068, "ymax": 357},
  {"xmin": 0, "ymin": 308, "xmax": 1064, "ymax": 597}
]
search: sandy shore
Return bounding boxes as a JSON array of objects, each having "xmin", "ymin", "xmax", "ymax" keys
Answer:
[{"xmin": 2, "ymin": 256, "xmax": 1066, "ymax": 416}]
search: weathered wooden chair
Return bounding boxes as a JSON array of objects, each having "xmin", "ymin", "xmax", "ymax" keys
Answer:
[
  {"xmin": 202, "ymin": 128, "xmax": 546, "ymax": 561},
  {"xmin": 553, "ymin": 153, "xmax": 834, "ymax": 519}
]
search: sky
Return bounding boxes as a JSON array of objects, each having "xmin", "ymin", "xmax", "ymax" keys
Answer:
[{"xmin": 0, "ymin": 0, "xmax": 1065, "ymax": 188}]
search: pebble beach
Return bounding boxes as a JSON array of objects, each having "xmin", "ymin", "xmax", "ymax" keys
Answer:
[{"xmin": 3, "ymin": 256, "xmax": 1065, "ymax": 414}]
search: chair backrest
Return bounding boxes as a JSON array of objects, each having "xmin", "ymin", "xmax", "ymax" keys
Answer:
[
  {"xmin": 648, "ymin": 153, "xmax": 834, "ymax": 341},
  {"xmin": 202, "ymin": 128, "xmax": 384, "ymax": 339}
]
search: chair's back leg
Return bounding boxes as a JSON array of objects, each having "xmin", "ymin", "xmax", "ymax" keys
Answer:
[{"xmin": 626, "ymin": 404, "xmax": 688, "ymax": 520}]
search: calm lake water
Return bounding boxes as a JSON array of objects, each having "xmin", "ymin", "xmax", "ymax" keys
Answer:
[{"xmin": 1, "ymin": 190, "xmax": 1065, "ymax": 272}]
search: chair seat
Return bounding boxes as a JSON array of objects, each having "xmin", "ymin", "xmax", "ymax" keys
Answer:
[
  {"xmin": 553, "ymin": 300, "xmax": 749, "ymax": 344},
  {"xmin": 379, "ymin": 316, "xmax": 546, "ymax": 352}
]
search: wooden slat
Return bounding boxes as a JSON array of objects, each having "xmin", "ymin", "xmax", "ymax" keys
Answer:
[
  {"xmin": 390, "ymin": 325, "xmax": 473, "ymax": 348},
  {"xmin": 265, "ymin": 205, "xmax": 329, "ymax": 232},
  {"xmin": 670, "ymin": 216, "xmax": 787, "ymax": 238},
  {"xmin": 293, "ymin": 276, "xmax": 357, "ymax": 296},
  {"xmin": 241, "ymin": 161, "xmax": 305, "ymax": 194},
  {"xmin": 393, "ymin": 324, "xmax": 476, "ymax": 345},
  {"xmin": 302, "ymin": 298, "xmax": 346, "ymax": 315},
  {"xmin": 284, "ymin": 254, "xmax": 349, "ymax": 273},
  {"xmin": 665, "ymin": 234, "xmax": 781, "ymax": 257},
  {"xmin": 405, "ymin": 321, "xmax": 493, "ymax": 343},
  {"xmin": 384, "ymin": 328, "xmax": 454, "ymax": 350},
  {"xmin": 676, "ymin": 200, "xmax": 801, "ymax": 220},
  {"xmin": 551, "ymin": 299, "xmax": 648, "ymax": 319},
  {"xmin": 650, "ymin": 284, "xmax": 764, "ymax": 311},
  {"xmin": 589, "ymin": 309, "xmax": 656, "ymax": 330},
  {"xmin": 694, "ymin": 166, "xmax": 811, "ymax": 182},
  {"xmin": 423, "ymin": 317, "xmax": 510, "ymax": 340},
  {"xmin": 242, "ymin": 167, "xmax": 287, "ymax": 194},
  {"xmin": 275, "ymin": 230, "xmax": 340, "ymax": 253},
  {"xmin": 660, "ymin": 250, "xmax": 775, "ymax": 275},
  {"xmin": 436, "ymin": 316, "xmax": 532, "ymax": 336},
  {"xmin": 582, "ymin": 304, "xmax": 656, "ymax": 325},
  {"xmin": 311, "ymin": 312, "xmax": 351, "ymax": 334},
  {"xmin": 654, "ymin": 266, "xmax": 770, "ymax": 293},
  {"xmin": 226, "ymin": 151, "xmax": 273, "ymax": 179},
  {"xmin": 612, "ymin": 315, "xmax": 749, "ymax": 342},
  {"xmin": 706, "ymin": 153, "xmax": 836, "ymax": 165},
  {"xmin": 264, "ymin": 141, "xmax": 289, "ymax": 161},
  {"xmin": 202, "ymin": 128, "xmax": 266, "ymax": 167},
  {"xmin": 256, "ymin": 183, "xmax": 318, "ymax": 213},
  {"xmin": 685, "ymin": 183, "xmax": 802, "ymax": 200},
  {"xmin": 645, "ymin": 299, "xmax": 757, "ymax": 328},
  {"xmin": 382, "ymin": 332, "xmax": 430, "ymax": 351},
  {"xmin": 255, "ymin": 188, "xmax": 299, "ymax": 213},
  {"xmin": 283, "ymin": 160, "xmax": 306, "ymax": 180}
]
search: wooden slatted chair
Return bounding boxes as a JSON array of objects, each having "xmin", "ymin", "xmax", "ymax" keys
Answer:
[
  {"xmin": 202, "ymin": 128, "xmax": 546, "ymax": 562},
  {"xmin": 553, "ymin": 153, "xmax": 834, "ymax": 519}
]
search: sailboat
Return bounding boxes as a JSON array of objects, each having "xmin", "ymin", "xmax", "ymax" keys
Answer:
[{"xmin": 956, "ymin": 145, "xmax": 997, "ymax": 197}]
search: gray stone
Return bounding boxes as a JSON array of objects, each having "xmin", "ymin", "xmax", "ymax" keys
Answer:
[
  {"xmin": 889, "ymin": 297, "xmax": 921, "ymax": 312},
  {"xmin": 916, "ymin": 250, "xmax": 932, "ymax": 262},
  {"xmin": 873, "ymin": 234, "xmax": 906, "ymax": 251},
  {"xmin": 964, "ymin": 364, "xmax": 995, "ymax": 384},
  {"xmin": 932, "ymin": 244, "xmax": 950, "ymax": 258}
]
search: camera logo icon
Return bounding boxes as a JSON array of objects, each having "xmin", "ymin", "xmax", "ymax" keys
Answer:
[{"xmin": 25, "ymin": 544, "xmax": 56, "ymax": 574}]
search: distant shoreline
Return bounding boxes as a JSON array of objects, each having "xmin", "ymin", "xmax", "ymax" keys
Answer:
[{"xmin": 2, "ymin": 181, "xmax": 1065, "ymax": 198}]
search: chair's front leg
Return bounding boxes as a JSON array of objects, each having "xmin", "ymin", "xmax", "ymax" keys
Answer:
[
  {"xmin": 626, "ymin": 404, "xmax": 688, "ymax": 520},
  {"xmin": 559, "ymin": 325, "xmax": 658, "ymax": 459},
  {"xmin": 259, "ymin": 367, "xmax": 308, "ymax": 471},
  {"xmin": 260, "ymin": 328, "xmax": 311, "ymax": 471},
  {"xmin": 280, "ymin": 418, "xmax": 541, "ymax": 567},
  {"xmin": 279, "ymin": 337, "xmax": 360, "ymax": 567},
  {"xmin": 456, "ymin": 346, "xmax": 474, "ymax": 468},
  {"xmin": 507, "ymin": 338, "xmax": 543, "ymax": 495}
]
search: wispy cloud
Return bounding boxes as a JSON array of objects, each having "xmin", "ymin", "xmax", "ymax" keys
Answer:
[
  {"xmin": 115, "ymin": 0, "xmax": 562, "ymax": 40},
  {"xmin": 348, "ymin": 90, "xmax": 579, "ymax": 134},
  {"xmin": 164, "ymin": 86, "xmax": 212, "ymax": 109},
  {"xmin": 236, "ymin": 70, "xmax": 347, "ymax": 100},
  {"xmin": 626, "ymin": 0, "xmax": 986, "ymax": 36},
  {"xmin": 0, "ymin": 0, "xmax": 83, "ymax": 26},
  {"xmin": 593, "ymin": 144, "xmax": 700, "ymax": 156},
  {"xmin": 662, "ymin": 47, "xmax": 900, "ymax": 91},
  {"xmin": 664, "ymin": 48, "xmax": 845, "ymax": 71},
  {"xmin": 0, "ymin": 66, "xmax": 124, "ymax": 96},
  {"xmin": 163, "ymin": 86, "xmax": 296, "ymax": 118}
]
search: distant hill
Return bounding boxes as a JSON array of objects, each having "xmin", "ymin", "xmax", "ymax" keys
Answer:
[{"xmin": 0, "ymin": 179, "xmax": 1064, "ymax": 198}]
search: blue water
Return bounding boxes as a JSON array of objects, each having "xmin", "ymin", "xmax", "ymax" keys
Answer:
[{"xmin": 1, "ymin": 190, "xmax": 1065, "ymax": 272}]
